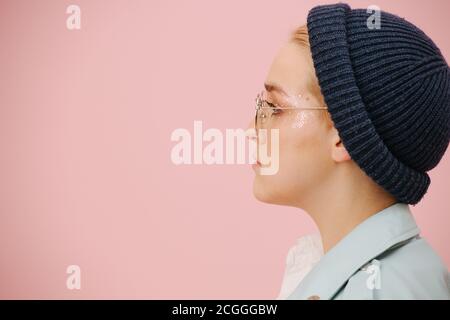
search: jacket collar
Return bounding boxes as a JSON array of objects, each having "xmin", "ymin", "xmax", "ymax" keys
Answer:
[{"xmin": 287, "ymin": 202, "xmax": 420, "ymax": 300}]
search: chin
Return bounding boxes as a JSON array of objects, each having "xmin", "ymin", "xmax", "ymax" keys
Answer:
[
  {"xmin": 253, "ymin": 177, "xmax": 271, "ymax": 202},
  {"xmin": 253, "ymin": 177, "xmax": 289, "ymax": 206},
  {"xmin": 252, "ymin": 173, "xmax": 308, "ymax": 208}
]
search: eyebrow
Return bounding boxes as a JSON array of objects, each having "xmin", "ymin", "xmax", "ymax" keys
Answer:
[{"xmin": 264, "ymin": 82, "xmax": 288, "ymax": 96}]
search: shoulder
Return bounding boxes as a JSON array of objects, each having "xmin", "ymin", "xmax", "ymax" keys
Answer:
[{"xmin": 336, "ymin": 236, "xmax": 450, "ymax": 300}]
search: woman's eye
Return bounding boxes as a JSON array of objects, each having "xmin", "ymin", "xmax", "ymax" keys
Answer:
[{"xmin": 267, "ymin": 101, "xmax": 283, "ymax": 115}]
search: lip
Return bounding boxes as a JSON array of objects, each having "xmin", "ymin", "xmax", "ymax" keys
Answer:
[{"xmin": 252, "ymin": 160, "xmax": 261, "ymax": 171}]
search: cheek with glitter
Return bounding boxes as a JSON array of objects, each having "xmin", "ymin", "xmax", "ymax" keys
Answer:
[{"xmin": 292, "ymin": 111, "xmax": 310, "ymax": 128}]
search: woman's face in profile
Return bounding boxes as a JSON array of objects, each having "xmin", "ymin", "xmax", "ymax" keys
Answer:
[{"xmin": 252, "ymin": 41, "xmax": 334, "ymax": 207}]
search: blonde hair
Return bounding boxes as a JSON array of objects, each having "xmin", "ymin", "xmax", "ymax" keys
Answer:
[{"xmin": 290, "ymin": 25, "xmax": 333, "ymax": 126}]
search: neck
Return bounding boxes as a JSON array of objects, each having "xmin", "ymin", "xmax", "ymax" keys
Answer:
[{"xmin": 300, "ymin": 166, "xmax": 397, "ymax": 253}]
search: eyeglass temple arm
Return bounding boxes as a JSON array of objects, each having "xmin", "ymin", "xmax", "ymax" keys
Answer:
[{"xmin": 259, "ymin": 106, "xmax": 327, "ymax": 110}]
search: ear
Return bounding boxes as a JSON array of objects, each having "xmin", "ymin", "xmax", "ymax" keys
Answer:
[{"xmin": 330, "ymin": 127, "xmax": 351, "ymax": 162}]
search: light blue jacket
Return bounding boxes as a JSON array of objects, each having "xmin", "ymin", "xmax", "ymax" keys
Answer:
[{"xmin": 287, "ymin": 203, "xmax": 450, "ymax": 300}]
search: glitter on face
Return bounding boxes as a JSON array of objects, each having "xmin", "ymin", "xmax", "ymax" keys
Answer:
[
  {"xmin": 292, "ymin": 110, "xmax": 310, "ymax": 128},
  {"xmin": 263, "ymin": 90, "xmax": 321, "ymax": 130},
  {"xmin": 283, "ymin": 94, "xmax": 303, "ymax": 108}
]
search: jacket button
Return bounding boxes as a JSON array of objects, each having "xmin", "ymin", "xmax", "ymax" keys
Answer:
[{"xmin": 307, "ymin": 295, "xmax": 320, "ymax": 300}]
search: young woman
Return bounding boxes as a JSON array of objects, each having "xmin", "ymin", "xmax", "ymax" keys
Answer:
[{"xmin": 250, "ymin": 3, "xmax": 450, "ymax": 299}]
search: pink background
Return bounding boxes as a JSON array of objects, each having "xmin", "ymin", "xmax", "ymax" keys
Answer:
[{"xmin": 0, "ymin": 0, "xmax": 449, "ymax": 299}]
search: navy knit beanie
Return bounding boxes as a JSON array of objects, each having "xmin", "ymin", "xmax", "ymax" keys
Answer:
[{"xmin": 307, "ymin": 3, "xmax": 450, "ymax": 205}]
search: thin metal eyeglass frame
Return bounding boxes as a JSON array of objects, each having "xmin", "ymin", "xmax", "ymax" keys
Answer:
[{"xmin": 254, "ymin": 91, "xmax": 327, "ymax": 130}]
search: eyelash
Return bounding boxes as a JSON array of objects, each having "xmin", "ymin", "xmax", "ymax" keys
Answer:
[{"xmin": 265, "ymin": 100, "xmax": 283, "ymax": 115}]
